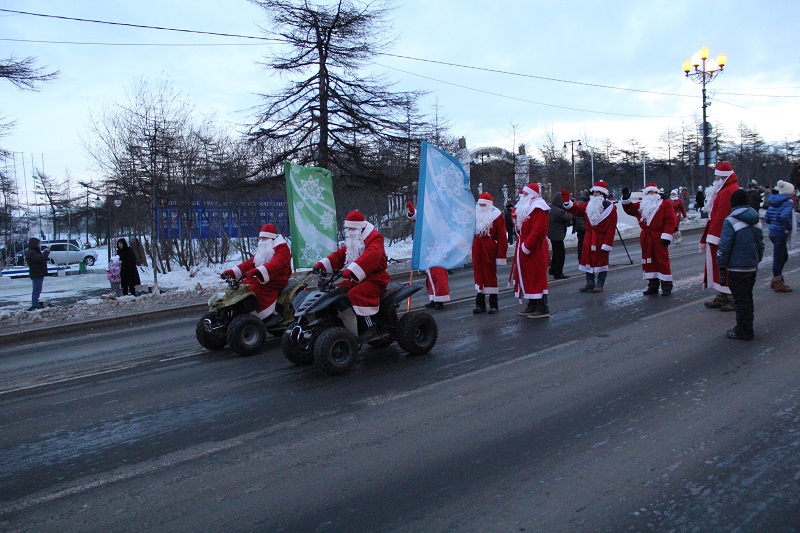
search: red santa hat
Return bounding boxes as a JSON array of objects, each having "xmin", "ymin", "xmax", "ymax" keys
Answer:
[
  {"xmin": 343, "ymin": 210, "xmax": 367, "ymax": 229},
  {"xmin": 643, "ymin": 183, "xmax": 659, "ymax": 194},
  {"xmin": 590, "ymin": 180, "xmax": 609, "ymax": 196},
  {"xmin": 522, "ymin": 183, "xmax": 541, "ymax": 198},
  {"xmin": 259, "ymin": 223, "xmax": 277, "ymax": 239},
  {"xmin": 477, "ymin": 192, "xmax": 494, "ymax": 206},
  {"xmin": 715, "ymin": 161, "xmax": 735, "ymax": 178}
]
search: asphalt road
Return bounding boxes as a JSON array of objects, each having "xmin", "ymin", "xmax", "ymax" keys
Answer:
[{"xmin": 1, "ymin": 233, "xmax": 799, "ymax": 532}]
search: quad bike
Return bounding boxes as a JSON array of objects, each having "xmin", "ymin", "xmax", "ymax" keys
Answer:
[
  {"xmin": 281, "ymin": 270, "xmax": 438, "ymax": 375},
  {"xmin": 196, "ymin": 275, "xmax": 309, "ymax": 356}
]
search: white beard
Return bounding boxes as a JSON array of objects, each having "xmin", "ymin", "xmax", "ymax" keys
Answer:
[
  {"xmin": 345, "ymin": 230, "xmax": 366, "ymax": 264},
  {"xmin": 639, "ymin": 194, "xmax": 661, "ymax": 225},
  {"xmin": 514, "ymin": 196, "xmax": 534, "ymax": 232},
  {"xmin": 475, "ymin": 205, "xmax": 495, "ymax": 236},
  {"xmin": 253, "ymin": 238, "xmax": 275, "ymax": 266},
  {"xmin": 703, "ymin": 178, "xmax": 724, "ymax": 214},
  {"xmin": 585, "ymin": 195, "xmax": 607, "ymax": 226}
]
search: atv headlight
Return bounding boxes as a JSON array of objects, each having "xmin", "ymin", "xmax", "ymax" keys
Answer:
[{"xmin": 208, "ymin": 290, "xmax": 226, "ymax": 306}]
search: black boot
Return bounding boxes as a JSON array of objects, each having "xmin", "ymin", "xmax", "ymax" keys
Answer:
[
  {"xmin": 358, "ymin": 315, "xmax": 379, "ymax": 342},
  {"xmin": 528, "ymin": 295, "xmax": 550, "ymax": 319},
  {"xmin": 517, "ymin": 299, "xmax": 537, "ymax": 316},
  {"xmin": 660, "ymin": 281, "xmax": 673, "ymax": 296},
  {"xmin": 488, "ymin": 294, "xmax": 499, "ymax": 314},
  {"xmin": 643, "ymin": 279, "xmax": 659, "ymax": 295},
  {"xmin": 472, "ymin": 293, "xmax": 487, "ymax": 314}
]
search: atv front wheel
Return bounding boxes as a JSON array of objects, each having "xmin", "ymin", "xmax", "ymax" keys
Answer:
[
  {"xmin": 281, "ymin": 329, "xmax": 314, "ymax": 366},
  {"xmin": 227, "ymin": 314, "xmax": 266, "ymax": 356},
  {"xmin": 195, "ymin": 313, "xmax": 227, "ymax": 350},
  {"xmin": 314, "ymin": 327, "xmax": 359, "ymax": 375},
  {"xmin": 396, "ymin": 311, "xmax": 438, "ymax": 355}
]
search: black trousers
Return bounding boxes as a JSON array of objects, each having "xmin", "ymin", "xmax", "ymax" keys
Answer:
[
  {"xmin": 550, "ymin": 240, "xmax": 565, "ymax": 276},
  {"xmin": 727, "ymin": 271, "xmax": 756, "ymax": 335}
]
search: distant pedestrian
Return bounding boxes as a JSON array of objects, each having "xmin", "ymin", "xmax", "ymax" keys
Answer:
[
  {"xmin": 695, "ymin": 186, "xmax": 705, "ymax": 213},
  {"xmin": 25, "ymin": 237, "xmax": 50, "ymax": 311},
  {"xmin": 472, "ymin": 192, "xmax": 508, "ymax": 314},
  {"xmin": 763, "ymin": 180, "xmax": 797, "ymax": 293},
  {"xmin": 504, "ymin": 203, "xmax": 515, "ymax": 245},
  {"xmin": 116, "ymin": 238, "xmax": 141, "ymax": 296},
  {"xmin": 700, "ymin": 162, "xmax": 739, "ymax": 311},
  {"xmin": 747, "ymin": 180, "xmax": 763, "ymax": 213},
  {"xmin": 548, "ymin": 190, "xmax": 572, "ymax": 279},
  {"xmin": 717, "ymin": 189, "xmax": 764, "ymax": 340},
  {"xmin": 106, "ymin": 255, "xmax": 122, "ymax": 297}
]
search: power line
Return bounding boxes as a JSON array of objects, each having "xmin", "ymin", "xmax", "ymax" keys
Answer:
[{"xmin": 0, "ymin": 37, "xmax": 268, "ymax": 47}]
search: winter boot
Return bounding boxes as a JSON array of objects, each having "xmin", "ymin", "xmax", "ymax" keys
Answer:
[
  {"xmin": 660, "ymin": 281, "xmax": 673, "ymax": 296},
  {"xmin": 719, "ymin": 298, "xmax": 735, "ymax": 312},
  {"xmin": 592, "ymin": 286, "xmax": 604, "ymax": 293},
  {"xmin": 528, "ymin": 295, "xmax": 550, "ymax": 319},
  {"xmin": 772, "ymin": 276, "xmax": 793, "ymax": 293},
  {"xmin": 643, "ymin": 279, "xmax": 660, "ymax": 295},
  {"xmin": 472, "ymin": 293, "xmax": 487, "ymax": 314},
  {"xmin": 488, "ymin": 294, "xmax": 499, "ymax": 314},
  {"xmin": 579, "ymin": 284, "xmax": 595, "ymax": 293},
  {"xmin": 357, "ymin": 315, "xmax": 379, "ymax": 342},
  {"xmin": 517, "ymin": 300, "xmax": 537, "ymax": 316},
  {"xmin": 704, "ymin": 294, "xmax": 729, "ymax": 308}
]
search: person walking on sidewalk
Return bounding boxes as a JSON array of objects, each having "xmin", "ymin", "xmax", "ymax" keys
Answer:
[
  {"xmin": 717, "ymin": 189, "xmax": 764, "ymax": 340},
  {"xmin": 512, "ymin": 183, "xmax": 551, "ymax": 318},
  {"xmin": 472, "ymin": 192, "xmax": 508, "ymax": 314},
  {"xmin": 24, "ymin": 237, "xmax": 50, "ymax": 311},
  {"xmin": 700, "ymin": 161, "xmax": 739, "ymax": 311},
  {"xmin": 563, "ymin": 181, "xmax": 618, "ymax": 293},
  {"xmin": 763, "ymin": 179, "xmax": 797, "ymax": 292},
  {"xmin": 621, "ymin": 183, "xmax": 678, "ymax": 296},
  {"xmin": 548, "ymin": 190, "xmax": 572, "ymax": 280}
]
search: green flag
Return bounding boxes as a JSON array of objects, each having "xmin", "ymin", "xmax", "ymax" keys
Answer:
[{"xmin": 284, "ymin": 162, "xmax": 338, "ymax": 269}]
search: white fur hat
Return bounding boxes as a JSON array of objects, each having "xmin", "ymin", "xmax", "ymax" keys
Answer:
[{"xmin": 776, "ymin": 180, "xmax": 795, "ymax": 196}]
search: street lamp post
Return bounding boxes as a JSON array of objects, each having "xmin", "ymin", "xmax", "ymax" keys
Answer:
[
  {"xmin": 563, "ymin": 139, "xmax": 582, "ymax": 193},
  {"xmin": 683, "ymin": 46, "xmax": 727, "ymax": 187}
]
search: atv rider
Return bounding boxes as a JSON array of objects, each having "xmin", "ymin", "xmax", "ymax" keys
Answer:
[
  {"xmin": 314, "ymin": 210, "xmax": 390, "ymax": 341},
  {"xmin": 221, "ymin": 223, "xmax": 292, "ymax": 319}
]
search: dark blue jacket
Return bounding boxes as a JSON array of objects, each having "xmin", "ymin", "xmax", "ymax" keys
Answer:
[
  {"xmin": 717, "ymin": 206, "xmax": 764, "ymax": 272},
  {"xmin": 763, "ymin": 194, "xmax": 794, "ymax": 236}
]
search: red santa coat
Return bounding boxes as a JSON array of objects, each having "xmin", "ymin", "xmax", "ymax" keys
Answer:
[
  {"xmin": 513, "ymin": 203, "xmax": 549, "ymax": 300},
  {"xmin": 621, "ymin": 199, "xmax": 676, "ymax": 281},
  {"xmin": 472, "ymin": 208, "xmax": 508, "ymax": 294},
  {"xmin": 670, "ymin": 198, "xmax": 687, "ymax": 223},
  {"xmin": 700, "ymin": 174, "xmax": 739, "ymax": 293},
  {"xmin": 566, "ymin": 200, "xmax": 618, "ymax": 273},
  {"xmin": 320, "ymin": 223, "xmax": 390, "ymax": 316},
  {"xmin": 232, "ymin": 237, "xmax": 292, "ymax": 319}
]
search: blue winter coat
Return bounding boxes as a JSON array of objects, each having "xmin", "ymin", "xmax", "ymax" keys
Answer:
[
  {"xmin": 717, "ymin": 206, "xmax": 764, "ymax": 272},
  {"xmin": 763, "ymin": 194, "xmax": 794, "ymax": 236}
]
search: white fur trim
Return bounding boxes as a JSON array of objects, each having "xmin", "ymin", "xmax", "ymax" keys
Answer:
[
  {"xmin": 259, "ymin": 231, "xmax": 277, "ymax": 239},
  {"xmin": 254, "ymin": 301, "xmax": 277, "ymax": 319},
  {"xmin": 706, "ymin": 234, "xmax": 720, "ymax": 246},
  {"xmin": 428, "ymin": 294, "xmax": 450, "ymax": 302},
  {"xmin": 256, "ymin": 265, "xmax": 270, "ymax": 283},
  {"xmin": 563, "ymin": 200, "xmax": 574, "ymax": 209},
  {"xmin": 521, "ymin": 243, "xmax": 531, "ymax": 255},
  {"xmin": 591, "ymin": 185, "xmax": 609, "ymax": 195},
  {"xmin": 523, "ymin": 185, "xmax": 540, "ymax": 198},
  {"xmin": 477, "ymin": 198, "xmax": 493, "ymax": 206},
  {"xmin": 643, "ymin": 185, "xmax": 659, "ymax": 194},
  {"xmin": 351, "ymin": 305, "xmax": 379, "ymax": 316},
  {"xmin": 715, "ymin": 169, "xmax": 734, "ymax": 177},
  {"xmin": 232, "ymin": 266, "xmax": 243, "ymax": 279},
  {"xmin": 344, "ymin": 219, "xmax": 367, "ymax": 229},
  {"xmin": 620, "ymin": 197, "xmax": 634, "ymax": 204},
  {"xmin": 482, "ymin": 286, "xmax": 500, "ymax": 294},
  {"xmin": 320, "ymin": 257, "xmax": 333, "ymax": 274},
  {"xmin": 660, "ymin": 233, "xmax": 673, "ymax": 241},
  {"xmin": 601, "ymin": 244, "xmax": 612, "ymax": 252},
  {"xmin": 496, "ymin": 258, "xmax": 507, "ymax": 266},
  {"xmin": 273, "ymin": 235, "xmax": 287, "ymax": 247},
  {"xmin": 348, "ymin": 261, "xmax": 366, "ymax": 281}
]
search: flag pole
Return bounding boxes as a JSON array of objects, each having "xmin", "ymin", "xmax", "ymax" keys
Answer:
[{"xmin": 406, "ymin": 269, "xmax": 413, "ymax": 312}]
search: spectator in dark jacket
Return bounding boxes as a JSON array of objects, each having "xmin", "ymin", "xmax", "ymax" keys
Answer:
[
  {"xmin": 747, "ymin": 180, "xmax": 763, "ymax": 213},
  {"xmin": 695, "ymin": 186, "xmax": 705, "ymax": 213},
  {"xmin": 504, "ymin": 203, "xmax": 515, "ymax": 245},
  {"xmin": 116, "ymin": 238, "xmax": 141, "ymax": 296},
  {"xmin": 717, "ymin": 189, "xmax": 764, "ymax": 340},
  {"xmin": 548, "ymin": 191, "xmax": 573, "ymax": 279},
  {"xmin": 24, "ymin": 237, "xmax": 50, "ymax": 311},
  {"xmin": 763, "ymin": 180, "xmax": 796, "ymax": 292}
]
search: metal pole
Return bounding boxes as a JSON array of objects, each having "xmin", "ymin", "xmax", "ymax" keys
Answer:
[
  {"xmin": 106, "ymin": 198, "xmax": 111, "ymax": 262},
  {"xmin": 571, "ymin": 145, "xmax": 576, "ymax": 193},
  {"xmin": 702, "ymin": 70, "xmax": 709, "ymax": 188}
]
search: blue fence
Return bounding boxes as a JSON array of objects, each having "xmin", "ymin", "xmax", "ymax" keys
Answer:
[{"xmin": 155, "ymin": 198, "xmax": 289, "ymax": 240}]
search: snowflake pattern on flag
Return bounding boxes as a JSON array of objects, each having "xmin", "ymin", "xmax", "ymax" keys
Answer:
[
  {"xmin": 301, "ymin": 241, "xmax": 323, "ymax": 265},
  {"xmin": 318, "ymin": 211, "xmax": 336, "ymax": 231},
  {"xmin": 432, "ymin": 164, "xmax": 465, "ymax": 195},
  {"xmin": 425, "ymin": 241, "xmax": 447, "ymax": 264},
  {"xmin": 297, "ymin": 175, "xmax": 326, "ymax": 204},
  {"xmin": 451, "ymin": 207, "xmax": 473, "ymax": 227}
]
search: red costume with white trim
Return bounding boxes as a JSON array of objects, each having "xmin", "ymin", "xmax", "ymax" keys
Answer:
[
  {"xmin": 319, "ymin": 211, "xmax": 390, "ymax": 316},
  {"xmin": 472, "ymin": 193, "xmax": 508, "ymax": 294},
  {"xmin": 225, "ymin": 224, "xmax": 292, "ymax": 319},
  {"xmin": 621, "ymin": 184, "xmax": 677, "ymax": 282},
  {"xmin": 565, "ymin": 181, "xmax": 618, "ymax": 274},
  {"xmin": 406, "ymin": 203, "xmax": 450, "ymax": 302},
  {"xmin": 700, "ymin": 162, "xmax": 739, "ymax": 293},
  {"xmin": 512, "ymin": 183, "xmax": 550, "ymax": 300}
]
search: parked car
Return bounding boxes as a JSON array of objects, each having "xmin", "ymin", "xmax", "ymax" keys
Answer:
[{"xmin": 14, "ymin": 240, "xmax": 96, "ymax": 266}]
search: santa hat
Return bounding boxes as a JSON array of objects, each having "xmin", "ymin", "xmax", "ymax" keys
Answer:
[
  {"xmin": 715, "ymin": 161, "xmax": 735, "ymax": 178},
  {"xmin": 776, "ymin": 180, "xmax": 795, "ymax": 196},
  {"xmin": 343, "ymin": 210, "xmax": 367, "ymax": 229},
  {"xmin": 590, "ymin": 181, "xmax": 609, "ymax": 196},
  {"xmin": 669, "ymin": 189, "xmax": 679, "ymax": 199},
  {"xmin": 477, "ymin": 192, "xmax": 494, "ymax": 206},
  {"xmin": 259, "ymin": 223, "xmax": 277, "ymax": 239},
  {"xmin": 522, "ymin": 183, "xmax": 541, "ymax": 198},
  {"xmin": 643, "ymin": 183, "xmax": 659, "ymax": 195}
]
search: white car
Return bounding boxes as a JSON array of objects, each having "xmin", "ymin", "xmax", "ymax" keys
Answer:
[{"xmin": 44, "ymin": 242, "xmax": 98, "ymax": 266}]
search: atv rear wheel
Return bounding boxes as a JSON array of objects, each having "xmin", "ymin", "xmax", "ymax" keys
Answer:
[
  {"xmin": 396, "ymin": 311, "xmax": 438, "ymax": 355},
  {"xmin": 195, "ymin": 313, "xmax": 227, "ymax": 350},
  {"xmin": 314, "ymin": 327, "xmax": 359, "ymax": 375},
  {"xmin": 227, "ymin": 314, "xmax": 266, "ymax": 357},
  {"xmin": 281, "ymin": 329, "xmax": 314, "ymax": 366}
]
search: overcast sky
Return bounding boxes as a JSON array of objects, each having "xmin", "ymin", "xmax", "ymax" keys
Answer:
[{"xmin": 1, "ymin": 0, "xmax": 798, "ymax": 195}]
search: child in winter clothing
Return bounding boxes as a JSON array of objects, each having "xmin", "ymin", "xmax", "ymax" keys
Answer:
[
  {"xmin": 717, "ymin": 189, "xmax": 765, "ymax": 340},
  {"xmin": 106, "ymin": 255, "xmax": 122, "ymax": 297},
  {"xmin": 762, "ymin": 179, "xmax": 797, "ymax": 292}
]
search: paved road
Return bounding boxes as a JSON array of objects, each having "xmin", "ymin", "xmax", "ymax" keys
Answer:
[{"xmin": 1, "ymin": 232, "xmax": 799, "ymax": 532}]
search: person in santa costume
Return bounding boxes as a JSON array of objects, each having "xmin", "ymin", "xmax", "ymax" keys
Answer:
[
  {"xmin": 621, "ymin": 183, "xmax": 678, "ymax": 296},
  {"xmin": 669, "ymin": 188, "xmax": 687, "ymax": 243},
  {"xmin": 512, "ymin": 183, "xmax": 551, "ymax": 318},
  {"xmin": 699, "ymin": 161, "xmax": 739, "ymax": 311},
  {"xmin": 406, "ymin": 201, "xmax": 449, "ymax": 310},
  {"xmin": 314, "ymin": 210, "xmax": 390, "ymax": 340},
  {"xmin": 562, "ymin": 181, "xmax": 618, "ymax": 293},
  {"xmin": 221, "ymin": 223, "xmax": 292, "ymax": 319},
  {"xmin": 472, "ymin": 192, "xmax": 508, "ymax": 314}
]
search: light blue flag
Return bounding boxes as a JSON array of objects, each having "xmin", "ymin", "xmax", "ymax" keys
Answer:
[{"xmin": 411, "ymin": 142, "xmax": 475, "ymax": 270}]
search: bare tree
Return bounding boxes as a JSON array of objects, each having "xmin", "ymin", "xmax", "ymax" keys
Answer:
[{"xmin": 0, "ymin": 55, "xmax": 59, "ymax": 91}]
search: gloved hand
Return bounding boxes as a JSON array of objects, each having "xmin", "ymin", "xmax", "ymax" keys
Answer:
[
  {"xmin": 560, "ymin": 189, "xmax": 570, "ymax": 204},
  {"xmin": 220, "ymin": 270, "xmax": 234, "ymax": 280},
  {"xmin": 248, "ymin": 268, "xmax": 265, "ymax": 283},
  {"xmin": 312, "ymin": 262, "xmax": 324, "ymax": 275},
  {"xmin": 621, "ymin": 187, "xmax": 631, "ymax": 200},
  {"xmin": 407, "ymin": 201, "xmax": 415, "ymax": 214},
  {"xmin": 661, "ymin": 239, "xmax": 671, "ymax": 247},
  {"xmin": 342, "ymin": 268, "xmax": 358, "ymax": 282}
]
